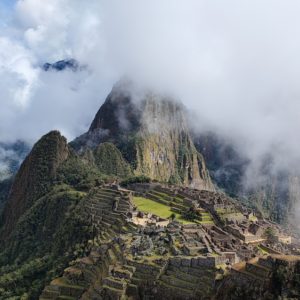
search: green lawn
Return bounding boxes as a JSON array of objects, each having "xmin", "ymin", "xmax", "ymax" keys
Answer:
[
  {"xmin": 133, "ymin": 196, "xmax": 194, "ymax": 224},
  {"xmin": 257, "ymin": 245, "xmax": 269, "ymax": 255}
]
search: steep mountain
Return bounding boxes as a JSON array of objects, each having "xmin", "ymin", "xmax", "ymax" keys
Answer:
[
  {"xmin": 0, "ymin": 131, "xmax": 106, "ymax": 298},
  {"xmin": 0, "ymin": 131, "xmax": 70, "ymax": 239},
  {"xmin": 0, "ymin": 178, "xmax": 13, "ymax": 216},
  {"xmin": 72, "ymin": 81, "xmax": 214, "ymax": 190},
  {"xmin": 247, "ymin": 172, "xmax": 300, "ymax": 224},
  {"xmin": 193, "ymin": 132, "xmax": 300, "ymax": 224},
  {"xmin": 193, "ymin": 132, "xmax": 248, "ymax": 196}
]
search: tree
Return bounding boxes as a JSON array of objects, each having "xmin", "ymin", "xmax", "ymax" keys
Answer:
[
  {"xmin": 263, "ymin": 227, "xmax": 277, "ymax": 242},
  {"xmin": 169, "ymin": 213, "xmax": 176, "ymax": 221}
]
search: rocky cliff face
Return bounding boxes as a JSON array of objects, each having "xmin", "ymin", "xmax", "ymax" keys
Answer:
[
  {"xmin": 248, "ymin": 173, "xmax": 300, "ymax": 225},
  {"xmin": 0, "ymin": 131, "xmax": 69, "ymax": 239},
  {"xmin": 72, "ymin": 82, "xmax": 214, "ymax": 190},
  {"xmin": 135, "ymin": 96, "xmax": 213, "ymax": 189},
  {"xmin": 193, "ymin": 132, "xmax": 248, "ymax": 196}
]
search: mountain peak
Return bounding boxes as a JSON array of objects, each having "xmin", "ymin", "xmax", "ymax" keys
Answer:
[
  {"xmin": 0, "ymin": 130, "xmax": 69, "ymax": 239},
  {"xmin": 43, "ymin": 59, "xmax": 80, "ymax": 72},
  {"xmin": 72, "ymin": 82, "xmax": 214, "ymax": 191}
]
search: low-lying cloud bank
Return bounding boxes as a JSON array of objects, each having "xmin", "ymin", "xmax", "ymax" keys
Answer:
[{"xmin": 1, "ymin": 0, "xmax": 300, "ymax": 184}]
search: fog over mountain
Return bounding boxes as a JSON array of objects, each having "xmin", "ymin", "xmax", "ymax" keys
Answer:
[{"xmin": 1, "ymin": 0, "xmax": 300, "ymax": 187}]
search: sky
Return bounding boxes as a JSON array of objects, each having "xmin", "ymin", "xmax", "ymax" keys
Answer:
[{"xmin": 1, "ymin": 0, "xmax": 300, "ymax": 182}]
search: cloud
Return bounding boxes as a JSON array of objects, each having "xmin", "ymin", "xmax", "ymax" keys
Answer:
[
  {"xmin": 0, "ymin": 0, "xmax": 115, "ymax": 143},
  {"xmin": 1, "ymin": 0, "xmax": 300, "ymax": 183},
  {"xmin": 0, "ymin": 141, "xmax": 29, "ymax": 180}
]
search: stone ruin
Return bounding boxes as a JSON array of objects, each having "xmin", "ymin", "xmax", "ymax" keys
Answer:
[{"xmin": 39, "ymin": 183, "xmax": 300, "ymax": 300}]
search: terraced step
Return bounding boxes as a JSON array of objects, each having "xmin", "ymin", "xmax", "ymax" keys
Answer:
[
  {"xmin": 90, "ymin": 200, "xmax": 114, "ymax": 208},
  {"xmin": 89, "ymin": 198, "xmax": 112, "ymax": 205},
  {"xmin": 47, "ymin": 278, "xmax": 85, "ymax": 298},
  {"xmin": 112, "ymin": 267, "xmax": 133, "ymax": 280},
  {"xmin": 126, "ymin": 223, "xmax": 138, "ymax": 230},
  {"xmin": 115, "ymin": 209, "xmax": 130, "ymax": 215},
  {"xmin": 131, "ymin": 271, "xmax": 155, "ymax": 281},
  {"xmin": 245, "ymin": 262, "xmax": 271, "ymax": 278},
  {"xmin": 154, "ymin": 188, "xmax": 184, "ymax": 199},
  {"xmin": 117, "ymin": 203, "xmax": 131, "ymax": 211},
  {"xmin": 168, "ymin": 265, "xmax": 214, "ymax": 278},
  {"xmin": 146, "ymin": 193, "xmax": 170, "ymax": 206},
  {"xmin": 97, "ymin": 189, "xmax": 121, "ymax": 197},
  {"xmin": 40, "ymin": 285, "xmax": 60, "ymax": 299},
  {"xmin": 99, "ymin": 220, "xmax": 113, "ymax": 228},
  {"xmin": 123, "ymin": 265, "xmax": 136, "ymax": 273},
  {"xmin": 165, "ymin": 268, "xmax": 203, "ymax": 284},
  {"xmin": 87, "ymin": 206, "xmax": 112, "ymax": 214},
  {"xmin": 66, "ymin": 265, "xmax": 98, "ymax": 286},
  {"xmin": 102, "ymin": 276, "xmax": 127, "ymax": 290},
  {"xmin": 170, "ymin": 207, "xmax": 181, "ymax": 214},
  {"xmin": 157, "ymin": 281, "xmax": 195, "ymax": 298},
  {"xmin": 169, "ymin": 202, "xmax": 187, "ymax": 211},
  {"xmin": 151, "ymin": 191, "xmax": 174, "ymax": 202},
  {"xmin": 92, "ymin": 194, "xmax": 115, "ymax": 202},
  {"xmin": 232, "ymin": 262, "xmax": 266, "ymax": 281},
  {"xmin": 107, "ymin": 248, "xmax": 118, "ymax": 264},
  {"xmin": 101, "ymin": 214, "xmax": 124, "ymax": 226},
  {"xmin": 130, "ymin": 277, "xmax": 143, "ymax": 285},
  {"xmin": 159, "ymin": 274, "xmax": 197, "ymax": 290},
  {"xmin": 127, "ymin": 261, "xmax": 162, "ymax": 276},
  {"xmin": 89, "ymin": 198, "xmax": 114, "ymax": 206},
  {"xmin": 101, "ymin": 285, "xmax": 125, "ymax": 299}
]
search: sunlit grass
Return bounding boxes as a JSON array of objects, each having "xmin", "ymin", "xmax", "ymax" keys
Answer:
[{"xmin": 133, "ymin": 196, "xmax": 195, "ymax": 224}]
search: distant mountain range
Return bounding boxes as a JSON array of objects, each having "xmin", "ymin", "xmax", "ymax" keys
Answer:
[
  {"xmin": 0, "ymin": 140, "xmax": 30, "ymax": 181},
  {"xmin": 43, "ymin": 59, "xmax": 83, "ymax": 72}
]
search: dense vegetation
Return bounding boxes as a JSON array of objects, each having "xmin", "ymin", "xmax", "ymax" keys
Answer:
[
  {"xmin": 57, "ymin": 154, "xmax": 106, "ymax": 190},
  {"xmin": 0, "ymin": 184, "xmax": 92, "ymax": 299},
  {"xmin": 0, "ymin": 131, "xmax": 70, "ymax": 238},
  {"xmin": 0, "ymin": 178, "xmax": 13, "ymax": 216},
  {"xmin": 94, "ymin": 142, "xmax": 133, "ymax": 178},
  {"xmin": 0, "ymin": 135, "xmax": 108, "ymax": 299},
  {"xmin": 121, "ymin": 175, "xmax": 151, "ymax": 186}
]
